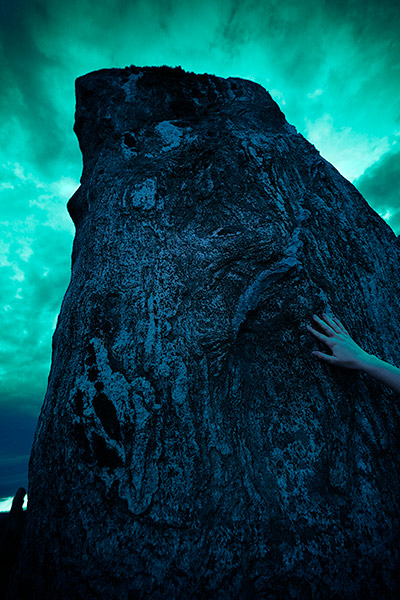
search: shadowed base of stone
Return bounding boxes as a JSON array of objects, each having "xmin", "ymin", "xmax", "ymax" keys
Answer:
[{"xmin": 0, "ymin": 489, "xmax": 26, "ymax": 600}]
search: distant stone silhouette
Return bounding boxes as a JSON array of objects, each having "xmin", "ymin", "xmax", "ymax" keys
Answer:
[
  {"xmin": 9, "ymin": 66, "xmax": 400, "ymax": 599},
  {"xmin": 0, "ymin": 488, "xmax": 26, "ymax": 599}
]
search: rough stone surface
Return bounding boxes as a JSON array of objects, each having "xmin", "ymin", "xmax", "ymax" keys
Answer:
[{"xmin": 10, "ymin": 65, "xmax": 400, "ymax": 599}]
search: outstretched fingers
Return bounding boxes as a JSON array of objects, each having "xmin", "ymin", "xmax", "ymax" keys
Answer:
[
  {"xmin": 313, "ymin": 313, "xmax": 351, "ymax": 337},
  {"xmin": 311, "ymin": 314, "xmax": 337, "ymax": 336},
  {"xmin": 307, "ymin": 311, "xmax": 352, "ymax": 364},
  {"xmin": 331, "ymin": 315, "xmax": 350, "ymax": 336},
  {"xmin": 320, "ymin": 313, "xmax": 343, "ymax": 334},
  {"xmin": 311, "ymin": 351, "xmax": 338, "ymax": 364},
  {"xmin": 306, "ymin": 324, "xmax": 332, "ymax": 346}
]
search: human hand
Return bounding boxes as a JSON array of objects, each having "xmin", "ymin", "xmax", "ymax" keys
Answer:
[{"xmin": 306, "ymin": 313, "xmax": 370, "ymax": 370}]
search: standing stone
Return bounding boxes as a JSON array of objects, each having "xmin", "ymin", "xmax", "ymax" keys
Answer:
[{"xmin": 10, "ymin": 66, "xmax": 400, "ymax": 599}]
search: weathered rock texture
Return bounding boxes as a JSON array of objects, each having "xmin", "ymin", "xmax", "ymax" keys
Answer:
[{"xmin": 10, "ymin": 66, "xmax": 400, "ymax": 599}]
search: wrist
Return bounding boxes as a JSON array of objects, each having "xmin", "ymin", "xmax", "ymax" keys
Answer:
[{"xmin": 356, "ymin": 352, "xmax": 379, "ymax": 373}]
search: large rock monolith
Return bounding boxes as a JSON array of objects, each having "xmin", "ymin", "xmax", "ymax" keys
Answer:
[{"xmin": 10, "ymin": 66, "xmax": 400, "ymax": 599}]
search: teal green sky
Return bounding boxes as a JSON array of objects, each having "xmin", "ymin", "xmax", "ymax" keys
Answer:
[{"xmin": 1, "ymin": 0, "xmax": 399, "ymax": 501}]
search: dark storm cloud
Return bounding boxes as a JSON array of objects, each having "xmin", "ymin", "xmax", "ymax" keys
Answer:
[
  {"xmin": 0, "ymin": 406, "xmax": 37, "ymax": 498},
  {"xmin": 355, "ymin": 144, "xmax": 400, "ymax": 234},
  {"xmin": 0, "ymin": 0, "xmax": 76, "ymax": 180}
]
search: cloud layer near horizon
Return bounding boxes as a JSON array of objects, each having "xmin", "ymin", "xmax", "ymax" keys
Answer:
[{"xmin": 1, "ymin": 0, "xmax": 399, "ymax": 498}]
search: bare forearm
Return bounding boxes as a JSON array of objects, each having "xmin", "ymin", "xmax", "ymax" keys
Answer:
[{"xmin": 358, "ymin": 354, "xmax": 400, "ymax": 394}]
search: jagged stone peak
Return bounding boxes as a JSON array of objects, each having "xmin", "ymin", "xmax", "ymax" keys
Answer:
[
  {"xmin": 73, "ymin": 65, "xmax": 294, "ymax": 180},
  {"xmin": 74, "ymin": 63, "xmax": 283, "ymax": 117}
]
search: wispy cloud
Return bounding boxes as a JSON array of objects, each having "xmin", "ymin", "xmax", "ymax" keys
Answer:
[{"xmin": 304, "ymin": 113, "xmax": 391, "ymax": 181}]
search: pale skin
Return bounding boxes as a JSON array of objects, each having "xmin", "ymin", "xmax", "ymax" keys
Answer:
[{"xmin": 307, "ymin": 313, "xmax": 400, "ymax": 394}]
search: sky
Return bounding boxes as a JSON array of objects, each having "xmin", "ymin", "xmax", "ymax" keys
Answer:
[{"xmin": 1, "ymin": 0, "xmax": 399, "ymax": 508}]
